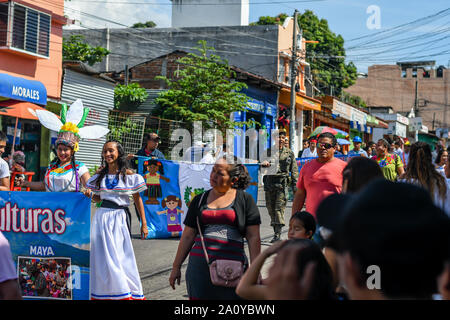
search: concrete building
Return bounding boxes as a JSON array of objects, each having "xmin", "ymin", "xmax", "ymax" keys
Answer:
[
  {"xmin": 0, "ymin": 0, "xmax": 68, "ymax": 179},
  {"xmin": 171, "ymin": 0, "xmax": 249, "ymax": 28},
  {"xmin": 344, "ymin": 61, "xmax": 450, "ymax": 133}
]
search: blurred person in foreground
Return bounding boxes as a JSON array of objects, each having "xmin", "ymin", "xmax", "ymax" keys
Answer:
[{"xmin": 269, "ymin": 179, "xmax": 450, "ymax": 300}]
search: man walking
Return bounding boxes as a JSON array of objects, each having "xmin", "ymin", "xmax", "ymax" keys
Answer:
[
  {"xmin": 292, "ymin": 132, "xmax": 347, "ymax": 219},
  {"xmin": 348, "ymin": 136, "xmax": 368, "ymax": 157},
  {"xmin": 262, "ymin": 130, "xmax": 298, "ymax": 242},
  {"xmin": 300, "ymin": 138, "xmax": 317, "ymax": 158}
]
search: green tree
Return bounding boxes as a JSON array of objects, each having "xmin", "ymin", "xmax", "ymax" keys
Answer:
[
  {"xmin": 154, "ymin": 40, "xmax": 252, "ymax": 132},
  {"xmin": 250, "ymin": 10, "xmax": 358, "ymax": 97},
  {"xmin": 249, "ymin": 13, "xmax": 288, "ymax": 26},
  {"xmin": 298, "ymin": 10, "xmax": 357, "ymax": 97},
  {"xmin": 63, "ymin": 35, "xmax": 110, "ymax": 66},
  {"xmin": 131, "ymin": 21, "xmax": 157, "ymax": 28},
  {"xmin": 114, "ymin": 83, "xmax": 149, "ymax": 110}
]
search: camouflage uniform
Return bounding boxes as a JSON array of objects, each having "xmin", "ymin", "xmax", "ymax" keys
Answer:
[{"xmin": 263, "ymin": 146, "xmax": 299, "ymax": 241}]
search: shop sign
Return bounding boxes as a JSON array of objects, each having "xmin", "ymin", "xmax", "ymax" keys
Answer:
[
  {"xmin": 300, "ymin": 96, "xmax": 321, "ymax": 111},
  {"xmin": 408, "ymin": 117, "xmax": 422, "ymax": 131},
  {"xmin": 0, "ymin": 73, "xmax": 47, "ymax": 105},
  {"xmin": 332, "ymin": 100, "xmax": 351, "ymax": 120},
  {"xmin": 388, "ymin": 122, "xmax": 407, "ymax": 138},
  {"xmin": 397, "ymin": 114, "xmax": 409, "ymax": 126},
  {"xmin": 366, "ymin": 114, "xmax": 379, "ymax": 125},
  {"xmin": 351, "ymin": 108, "xmax": 367, "ymax": 125},
  {"xmin": 246, "ymin": 99, "xmax": 265, "ymax": 113}
]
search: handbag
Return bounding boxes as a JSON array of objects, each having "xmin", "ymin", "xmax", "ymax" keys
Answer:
[{"xmin": 196, "ymin": 193, "xmax": 244, "ymax": 287}]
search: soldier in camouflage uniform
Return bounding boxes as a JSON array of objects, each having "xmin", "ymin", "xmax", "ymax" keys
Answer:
[{"xmin": 262, "ymin": 130, "xmax": 299, "ymax": 242}]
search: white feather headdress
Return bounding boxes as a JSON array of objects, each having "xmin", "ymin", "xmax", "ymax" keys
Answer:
[{"xmin": 36, "ymin": 99, "xmax": 109, "ymax": 151}]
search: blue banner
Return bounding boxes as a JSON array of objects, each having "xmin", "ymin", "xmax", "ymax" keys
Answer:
[
  {"xmin": 0, "ymin": 72, "xmax": 47, "ymax": 105},
  {"xmin": 0, "ymin": 191, "xmax": 91, "ymax": 300},
  {"xmin": 137, "ymin": 158, "xmax": 259, "ymax": 239}
]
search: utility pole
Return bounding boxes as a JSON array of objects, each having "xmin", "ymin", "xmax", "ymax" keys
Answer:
[{"xmin": 289, "ymin": 10, "xmax": 299, "ymax": 151}]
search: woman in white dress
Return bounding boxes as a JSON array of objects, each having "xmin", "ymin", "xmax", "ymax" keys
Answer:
[{"xmin": 87, "ymin": 140, "xmax": 148, "ymax": 300}]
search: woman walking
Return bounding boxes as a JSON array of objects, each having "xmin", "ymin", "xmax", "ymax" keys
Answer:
[
  {"xmin": 435, "ymin": 148, "xmax": 448, "ymax": 177},
  {"xmin": 372, "ymin": 139, "xmax": 404, "ymax": 181},
  {"xmin": 87, "ymin": 140, "xmax": 148, "ymax": 300},
  {"xmin": 399, "ymin": 142, "xmax": 449, "ymax": 213},
  {"xmin": 169, "ymin": 156, "xmax": 261, "ymax": 300}
]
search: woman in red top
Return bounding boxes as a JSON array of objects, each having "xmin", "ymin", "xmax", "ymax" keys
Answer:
[{"xmin": 169, "ymin": 156, "xmax": 261, "ymax": 300}]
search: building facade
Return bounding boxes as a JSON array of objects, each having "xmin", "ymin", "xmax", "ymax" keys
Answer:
[
  {"xmin": 0, "ymin": 0, "xmax": 67, "ymax": 179},
  {"xmin": 171, "ymin": 0, "xmax": 249, "ymax": 28},
  {"xmin": 345, "ymin": 62, "xmax": 450, "ymax": 133}
]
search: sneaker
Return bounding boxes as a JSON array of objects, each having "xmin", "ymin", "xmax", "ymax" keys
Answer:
[{"xmin": 270, "ymin": 234, "xmax": 281, "ymax": 243}]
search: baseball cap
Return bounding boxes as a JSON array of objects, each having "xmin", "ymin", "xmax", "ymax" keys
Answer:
[{"xmin": 352, "ymin": 136, "xmax": 362, "ymax": 143}]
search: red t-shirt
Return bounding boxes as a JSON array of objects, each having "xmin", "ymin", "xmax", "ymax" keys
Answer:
[{"xmin": 297, "ymin": 158, "xmax": 347, "ymax": 218}]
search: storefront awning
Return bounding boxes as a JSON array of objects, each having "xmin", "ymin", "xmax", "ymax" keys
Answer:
[
  {"xmin": 279, "ymin": 88, "xmax": 321, "ymax": 111},
  {"xmin": 0, "ymin": 73, "xmax": 47, "ymax": 105}
]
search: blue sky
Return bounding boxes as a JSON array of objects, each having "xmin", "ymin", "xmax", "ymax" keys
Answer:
[{"xmin": 65, "ymin": 0, "xmax": 450, "ymax": 72}]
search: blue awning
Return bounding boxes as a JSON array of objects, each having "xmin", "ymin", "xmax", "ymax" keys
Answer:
[{"xmin": 0, "ymin": 72, "xmax": 47, "ymax": 105}]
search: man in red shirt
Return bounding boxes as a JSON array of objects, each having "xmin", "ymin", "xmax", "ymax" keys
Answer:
[{"xmin": 292, "ymin": 132, "xmax": 347, "ymax": 218}]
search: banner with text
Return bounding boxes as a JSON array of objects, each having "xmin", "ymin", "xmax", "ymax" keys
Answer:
[
  {"xmin": 0, "ymin": 191, "xmax": 91, "ymax": 300},
  {"xmin": 138, "ymin": 158, "xmax": 259, "ymax": 239}
]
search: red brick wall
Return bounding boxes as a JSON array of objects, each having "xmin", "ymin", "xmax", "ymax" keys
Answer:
[
  {"xmin": 130, "ymin": 52, "xmax": 187, "ymax": 89},
  {"xmin": 345, "ymin": 65, "xmax": 450, "ymax": 130}
]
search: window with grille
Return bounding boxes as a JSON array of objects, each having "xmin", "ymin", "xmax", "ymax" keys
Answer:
[
  {"xmin": 0, "ymin": 2, "xmax": 8, "ymax": 46},
  {"xmin": 0, "ymin": 1, "xmax": 51, "ymax": 58}
]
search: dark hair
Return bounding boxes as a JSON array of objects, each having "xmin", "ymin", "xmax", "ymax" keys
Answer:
[
  {"xmin": 94, "ymin": 140, "xmax": 129, "ymax": 188},
  {"xmin": 342, "ymin": 157, "xmax": 384, "ymax": 193},
  {"xmin": 337, "ymin": 179, "xmax": 450, "ymax": 299},
  {"xmin": 145, "ymin": 159, "xmax": 164, "ymax": 174},
  {"xmin": 435, "ymin": 148, "xmax": 448, "ymax": 165},
  {"xmin": 162, "ymin": 195, "xmax": 182, "ymax": 208},
  {"xmin": 317, "ymin": 132, "xmax": 337, "ymax": 146},
  {"xmin": 221, "ymin": 155, "xmax": 251, "ymax": 190},
  {"xmin": 282, "ymin": 239, "xmax": 336, "ymax": 300},
  {"xmin": 377, "ymin": 138, "xmax": 390, "ymax": 150},
  {"xmin": 290, "ymin": 211, "xmax": 316, "ymax": 238},
  {"xmin": 405, "ymin": 141, "xmax": 447, "ymax": 201},
  {"xmin": 0, "ymin": 131, "xmax": 6, "ymax": 142}
]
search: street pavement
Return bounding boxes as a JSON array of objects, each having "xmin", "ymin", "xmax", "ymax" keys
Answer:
[{"xmin": 127, "ymin": 187, "xmax": 293, "ymax": 300}]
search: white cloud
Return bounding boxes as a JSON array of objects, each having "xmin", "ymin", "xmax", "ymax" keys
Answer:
[{"xmin": 64, "ymin": 1, "xmax": 172, "ymax": 29}]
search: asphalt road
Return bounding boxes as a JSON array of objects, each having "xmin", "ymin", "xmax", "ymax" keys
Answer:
[{"xmin": 126, "ymin": 188, "xmax": 293, "ymax": 300}]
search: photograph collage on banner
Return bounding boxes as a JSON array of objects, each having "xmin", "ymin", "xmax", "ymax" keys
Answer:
[{"xmin": 0, "ymin": 191, "xmax": 91, "ymax": 300}]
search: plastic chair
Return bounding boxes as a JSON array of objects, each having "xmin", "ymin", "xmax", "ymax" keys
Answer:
[{"xmin": 10, "ymin": 171, "xmax": 35, "ymax": 191}]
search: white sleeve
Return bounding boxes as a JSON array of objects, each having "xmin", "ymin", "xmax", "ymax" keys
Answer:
[
  {"xmin": 0, "ymin": 159, "xmax": 10, "ymax": 178},
  {"xmin": 78, "ymin": 163, "xmax": 89, "ymax": 177}
]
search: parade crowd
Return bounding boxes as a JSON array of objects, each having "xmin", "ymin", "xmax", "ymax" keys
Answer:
[{"xmin": 0, "ymin": 100, "xmax": 449, "ymax": 301}]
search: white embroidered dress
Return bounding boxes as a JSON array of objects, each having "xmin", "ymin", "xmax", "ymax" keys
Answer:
[{"xmin": 87, "ymin": 173, "xmax": 147, "ymax": 300}]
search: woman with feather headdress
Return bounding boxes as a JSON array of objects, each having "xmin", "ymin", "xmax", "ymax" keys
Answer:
[{"xmin": 19, "ymin": 99, "xmax": 109, "ymax": 195}]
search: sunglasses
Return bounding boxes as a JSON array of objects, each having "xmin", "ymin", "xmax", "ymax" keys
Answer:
[{"xmin": 318, "ymin": 142, "xmax": 335, "ymax": 149}]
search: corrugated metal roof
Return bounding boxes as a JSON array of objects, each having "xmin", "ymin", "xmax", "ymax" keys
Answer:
[{"xmin": 61, "ymin": 69, "xmax": 115, "ymax": 170}]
